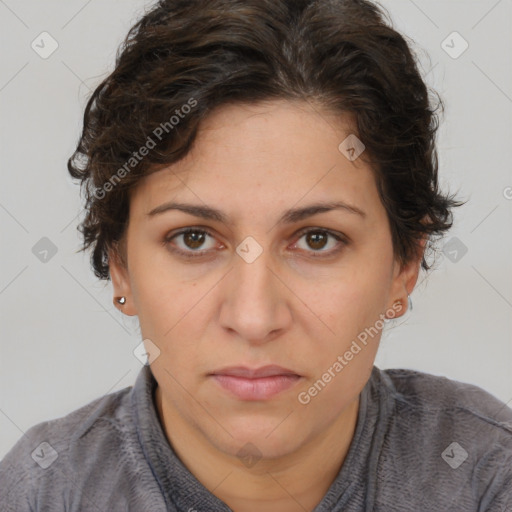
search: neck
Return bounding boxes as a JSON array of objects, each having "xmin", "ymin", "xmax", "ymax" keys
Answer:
[{"xmin": 155, "ymin": 387, "xmax": 360, "ymax": 512}]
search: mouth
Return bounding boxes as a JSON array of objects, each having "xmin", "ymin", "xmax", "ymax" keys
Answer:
[{"xmin": 208, "ymin": 365, "xmax": 302, "ymax": 401}]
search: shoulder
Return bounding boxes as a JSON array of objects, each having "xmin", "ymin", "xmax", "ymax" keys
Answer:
[
  {"xmin": 0, "ymin": 383, "xmax": 135, "ymax": 509},
  {"xmin": 380, "ymin": 366, "xmax": 512, "ymax": 431},
  {"xmin": 371, "ymin": 367, "xmax": 512, "ymax": 509},
  {"xmin": 376, "ymin": 366, "xmax": 512, "ymax": 451}
]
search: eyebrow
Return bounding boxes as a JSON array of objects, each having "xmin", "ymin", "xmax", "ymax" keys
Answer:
[{"xmin": 147, "ymin": 200, "xmax": 366, "ymax": 225}]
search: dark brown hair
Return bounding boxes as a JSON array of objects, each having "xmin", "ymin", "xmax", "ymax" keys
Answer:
[{"xmin": 67, "ymin": 0, "xmax": 466, "ymax": 281}]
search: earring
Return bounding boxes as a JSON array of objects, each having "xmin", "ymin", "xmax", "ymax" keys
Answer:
[
  {"xmin": 115, "ymin": 296, "xmax": 126, "ymax": 305},
  {"xmin": 396, "ymin": 294, "xmax": 412, "ymax": 311},
  {"xmin": 387, "ymin": 293, "xmax": 412, "ymax": 319}
]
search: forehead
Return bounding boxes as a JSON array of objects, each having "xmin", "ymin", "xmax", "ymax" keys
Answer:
[{"xmin": 129, "ymin": 99, "xmax": 382, "ymax": 225}]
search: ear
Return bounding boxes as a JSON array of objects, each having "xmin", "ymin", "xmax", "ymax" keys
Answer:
[
  {"xmin": 386, "ymin": 235, "xmax": 427, "ymax": 318},
  {"xmin": 109, "ymin": 242, "xmax": 138, "ymax": 316}
]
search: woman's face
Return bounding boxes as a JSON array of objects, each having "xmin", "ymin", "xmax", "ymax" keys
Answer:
[{"xmin": 110, "ymin": 99, "xmax": 421, "ymax": 459}]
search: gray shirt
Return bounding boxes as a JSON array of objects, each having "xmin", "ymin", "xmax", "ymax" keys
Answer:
[{"xmin": 1, "ymin": 364, "xmax": 511, "ymax": 511}]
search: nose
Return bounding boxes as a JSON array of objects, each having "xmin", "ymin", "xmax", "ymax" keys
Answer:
[{"xmin": 218, "ymin": 245, "xmax": 293, "ymax": 345}]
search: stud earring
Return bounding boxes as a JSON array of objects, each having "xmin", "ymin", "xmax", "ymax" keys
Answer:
[
  {"xmin": 387, "ymin": 293, "xmax": 412, "ymax": 320},
  {"xmin": 115, "ymin": 297, "xmax": 126, "ymax": 305},
  {"xmin": 396, "ymin": 294, "xmax": 412, "ymax": 312}
]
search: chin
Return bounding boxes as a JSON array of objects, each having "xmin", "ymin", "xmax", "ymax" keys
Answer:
[{"xmin": 208, "ymin": 418, "xmax": 303, "ymax": 460}]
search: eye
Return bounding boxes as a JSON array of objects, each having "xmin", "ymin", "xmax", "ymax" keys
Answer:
[
  {"xmin": 164, "ymin": 228, "xmax": 219, "ymax": 258},
  {"xmin": 291, "ymin": 228, "xmax": 347, "ymax": 257},
  {"xmin": 164, "ymin": 226, "xmax": 347, "ymax": 260}
]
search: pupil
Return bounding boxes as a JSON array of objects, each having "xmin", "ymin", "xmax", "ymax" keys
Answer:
[
  {"xmin": 185, "ymin": 231, "xmax": 204, "ymax": 249},
  {"xmin": 308, "ymin": 232, "xmax": 326, "ymax": 250}
]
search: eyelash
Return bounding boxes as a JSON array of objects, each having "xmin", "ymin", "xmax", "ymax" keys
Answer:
[{"xmin": 163, "ymin": 227, "xmax": 348, "ymax": 260}]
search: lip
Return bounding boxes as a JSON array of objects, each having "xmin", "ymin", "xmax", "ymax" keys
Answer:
[
  {"xmin": 210, "ymin": 365, "xmax": 299, "ymax": 379},
  {"xmin": 209, "ymin": 365, "xmax": 302, "ymax": 400}
]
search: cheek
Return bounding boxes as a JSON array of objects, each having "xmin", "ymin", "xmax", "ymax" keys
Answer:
[
  {"xmin": 293, "ymin": 343, "xmax": 377, "ymax": 433},
  {"xmin": 134, "ymin": 282, "xmax": 214, "ymax": 376},
  {"xmin": 302, "ymin": 269, "xmax": 385, "ymax": 331},
  {"xmin": 293, "ymin": 273, "xmax": 387, "ymax": 376},
  {"xmin": 295, "ymin": 316, "xmax": 380, "ymax": 413}
]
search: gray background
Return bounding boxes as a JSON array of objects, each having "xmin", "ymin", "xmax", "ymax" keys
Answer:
[{"xmin": 1, "ymin": 0, "xmax": 511, "ymax": 459}]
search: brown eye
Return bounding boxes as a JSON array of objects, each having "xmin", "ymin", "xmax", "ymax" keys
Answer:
[
  {"xmin": 293, "ymin": 228, "xmax": 347, "ymax": 257},
  {"xmin": 164, "ymin": 226, "xmax": 346, "ymax": 260},
  {"xmin": 164, "ymin": 228, "xmax": 218, "ymax": 258},
  {"xmin": 182, "ymin": 230, "xmax": 207, "ymax": 249},
  {"xmin": 305, "ymin": 231, "xmax": 328, "ymax": 250}
]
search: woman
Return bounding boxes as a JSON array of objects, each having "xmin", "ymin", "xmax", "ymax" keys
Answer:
[{"xmin": 1, "ymin": 0, "xmax": 510, "ymax": 510}]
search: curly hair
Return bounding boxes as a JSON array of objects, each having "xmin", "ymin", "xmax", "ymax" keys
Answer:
[{"xmin": 67, "ymin": 0, "xmax": 466, "ymax": 281}]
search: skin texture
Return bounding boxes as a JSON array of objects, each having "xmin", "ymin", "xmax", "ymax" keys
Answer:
[{"xmin": 109, "ymin": 99, "xmax": 424, "ymax": 512}]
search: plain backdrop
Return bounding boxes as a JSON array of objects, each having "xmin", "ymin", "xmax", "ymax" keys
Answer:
[{"xmin": 1, "ymin": 0, "xmax": 511, "ymax": 459}]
